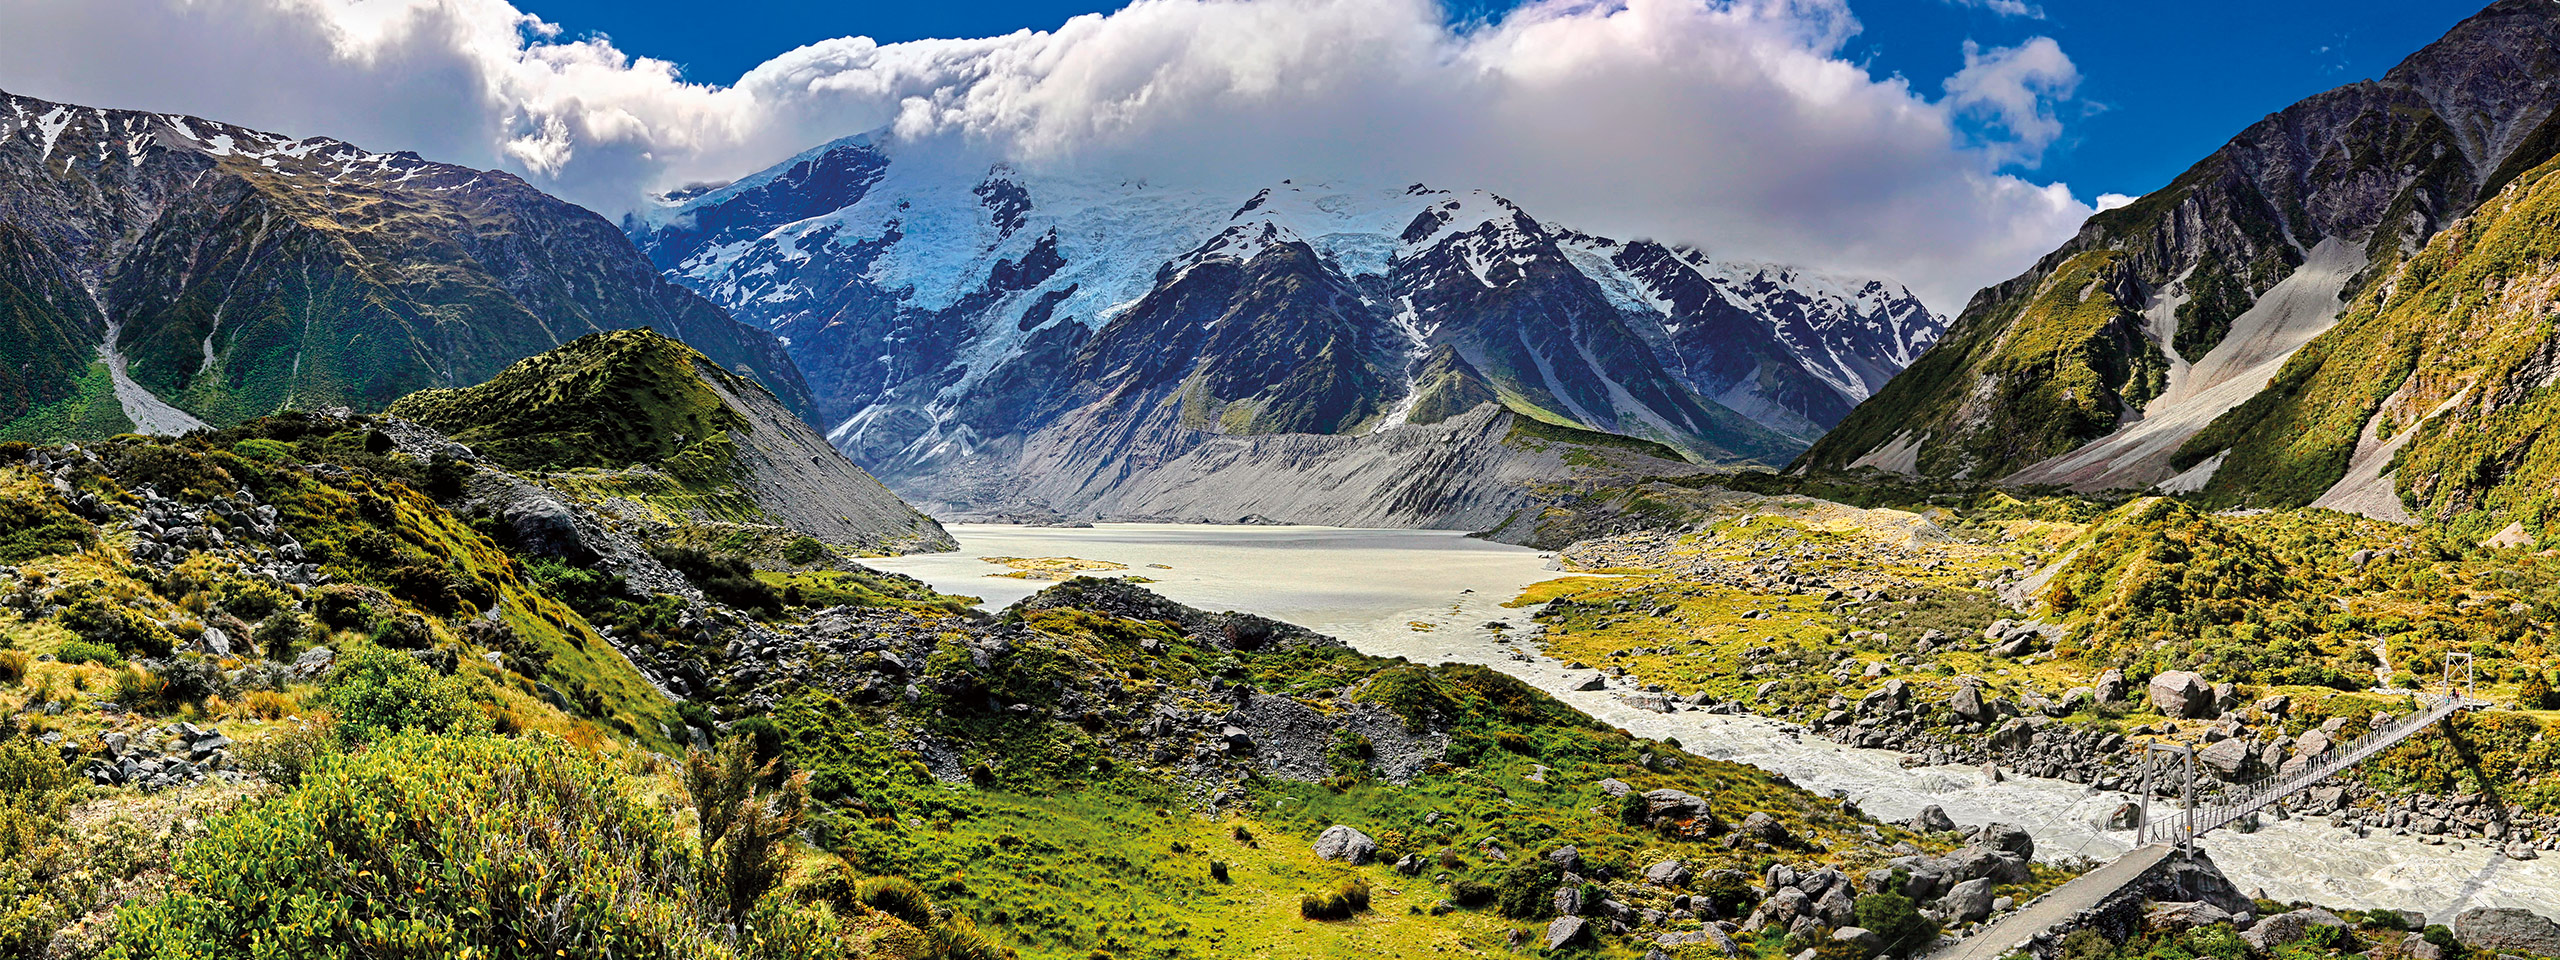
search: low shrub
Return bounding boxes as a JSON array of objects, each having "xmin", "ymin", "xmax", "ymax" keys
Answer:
[
  {"xmin": 782, "ymin": 536, "xmax": 828, "ymax": 566},
  {"xmin": 1298, "ymin": 877, "xmax": 1371, "ymax": 921},
  {"xmin": 58, "ymin": 597, "xmax": 174, "ymax": 659},
  {"xmin": 1493, "ymin": 861, "xmax": 1559, "ymax": 920},
  {"xmin": 1448, "ymin": 879, "xmax": 1496, "ymax": 908},
  {"xmin": 651, "ymin": 546, "xmax": 782, "ymax": 617},
  {"xmin": 232, "ymin": 719, "xmax": 336, "ymax": 788},
  {"xmin": 0, "ymin": 649, "xmax": 26, "ymax": 683},
  {"xmin": 856, "ymin": 875, "xmax": 937, "ymax": 928},
  {"xmin": 106, "ymin": 733, "xmax": 860, "ymax": 960},
  {"xmin": 321, "ymin": 645, "xmax": 487, "ymax": 746}
]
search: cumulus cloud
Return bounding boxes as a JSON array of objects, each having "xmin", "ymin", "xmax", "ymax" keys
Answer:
[
  {"xmin": 2094, "ymin": 192, "xmax": 2140, "ymax": 212},
  {"xmin": 1943, "ymin": 0, "xmax": 2046, "ymax": 19},
  {"xmin": 1944, "ymin": 37, "xmax": 2079, "ymax": 167},
  {"xmin": 0, "ymin": 0, "xmax": 2104, "ymax": 312}
]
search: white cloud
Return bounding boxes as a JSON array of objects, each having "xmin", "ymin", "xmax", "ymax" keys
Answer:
[
  {"xmin": 0, "ymin": 0, "xmax": 2105, "ymax": 313},
  {"xmin": 2094, "ymin": 192, "xmax": 2140, "ymax": 212},
  {"xmin": 1943, "ymin": 37, "xmax": 2078, "ymax": 167},
  {"xmin": 1943, "ymin": 0, "xmax": 2046, "ymax": 19}
]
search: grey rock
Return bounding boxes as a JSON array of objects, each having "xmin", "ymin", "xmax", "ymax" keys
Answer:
[
  {"xmin": 2242, "ymin": 909, "xmax": 2346, "ymax": 954},
  {"xmin": 2146, "ymin": 901, "xmax": 2236, "ymax": 931},
  {"xmin": 1978, "ymin": 823, "xmax": 2035, "ymax": 860},
  {"xmin": 1312, "ymin": 824, "xmax": 1378, "ymax": 865},
  {"xmin": 1911, "ymin": 805, "xmax": 1958, "ymax": 833},
  {"xmin": 2455, "ymin": 907, "xmax": 2560, "ymax": 958},
  {"xmin": 2200, "ymin": 738, "xmax": 2259, "ymax": 782},
  {"xmin": 2148, "ymin": 671, "xmax": 2216, "ymax": 719},
  {"xmin": 2096, "ymin": 668, "xmax": 2129, "ymax": 704},
  {"xmin": 1938, "ymin": 878, "xmax": 1996, "ymax": 925},
  {"xmin": 1547, "ymin": 916, "xmax": 1589, "ymax": 950},
  {"xmin": 1832, "ymin": 927, "xmax": 1882, "ymax": 956},
  {"xmin": 1644, "ymin": 858, "xmax": 1692, "ymax": 887}
]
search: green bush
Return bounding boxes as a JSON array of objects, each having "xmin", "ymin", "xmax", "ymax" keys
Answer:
[
  {"xmin": 54, "ymin": 639, "xmax": 121, "ymax": 667},
  {"xmin": 210, "ymin": 577, "xmax": 293, "ymax": 623},
  {"xmin": 855, "ymin": 875, "xmax": 936, "ymax": 927},
  {"xmin": 105, "ymin": 733, "xmax": 858, "ymax": 960},
  {"xmin": 1298, "ymin": 877, "xmax": 1371, "ymax": 921},
  {"xmin": 1492, "ymin": 861, "xmax": 1558, "ymax": 920},
  {"xmin": 782, "ymin": 536, "xmax": 828, "ymax": 566},
  {"xmin": 1853, "ymin": 884, "xmax": 1941, "ymax": 957},
  {"xmin": 57, "ymin": 597, "xmax": 174, "ymax": 659},
  {"xmin": 321, "ymin": 645, "xmax": 487, "ymax": 746},
  {"xmin": 1448, "ymin": 879, "xmax": 1495, "ymax": 908},
  {"xmin": 2188, "ymin": 923, "xmax": 2250, "ymax": 960},
  {"xmin": 2518, "ymin": 672, "xmax": 2556, "ymax": 711},
  {"xmin": 232, "ymin": 719, "xmax": 337, "ymax": 789},
  {"xmin": 652, "ymin": 547, "xmax": 782, "ymax": 617}
]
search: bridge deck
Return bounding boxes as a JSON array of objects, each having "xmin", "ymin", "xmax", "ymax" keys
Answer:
[{"xmin": 1930, "ymin": 844, "xmax": 2178, "ymax": 960}]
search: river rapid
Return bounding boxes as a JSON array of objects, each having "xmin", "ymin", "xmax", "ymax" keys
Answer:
[{"xmin": 864, "ymin": 523, "xmax": 2560, "ymax": 921}]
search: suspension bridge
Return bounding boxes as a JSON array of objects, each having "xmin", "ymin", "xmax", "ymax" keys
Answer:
[{"xmin": 1929, "ymin": 657, "xmax": 2491, "ymax": 960}]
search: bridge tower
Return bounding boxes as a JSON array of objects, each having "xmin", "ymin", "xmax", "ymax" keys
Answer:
[
  {"xmin": 2444, "ymin": 652, "xmax": 2476, "ymax": 702},
  {"xmin": 2134, "ymin": 741, "xmax": 2196, "ymax": 853}
]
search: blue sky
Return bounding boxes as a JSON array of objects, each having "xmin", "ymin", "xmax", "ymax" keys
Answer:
[{"xmin": 512, "ymin": 0, "xmax": 2486, "ymax": 201}]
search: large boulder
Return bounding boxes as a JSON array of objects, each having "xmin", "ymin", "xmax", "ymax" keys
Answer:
[
  {"xmin": 2148, "ymin": 671, "xmax": 2216, "ymax": 719},
  {"xmin": 1645, "ymin": 789, "xmax": 1713, "ymax": 824},
  {"xmin": 2199, "ymin": 738, "xmax": 2259, "ymax": 782},
  {"xmin": 1950, "ymin": 683, "xmax": 1991, "ymax": 724},
  {"xmin": 1815, "ymin": 881, "xmax": 1857, "ymax": 925},
  {"xmin": 1938, "ymin": 878, "xmax": 1996, "ymax": 924},
  {"xmin": 1547, "ymin": 915, "xmax": 1589, "ymax": 950},
  {"xmin": 1910, "ymin": 805, "xmax": 1959, "ymax": 834},
  {"xmin": 2242, "ymin": 908, "xmax": 2345, "ymax": 954},
  {"xmin": 1658, "ymin": 928, "xmax": 1744, "ymax": 957},
  {"xmin": 1978, "ymin": 823, "xmax": 2036, "ymax": 860},
  {"xmin": 1312, "ymin": 825, "xmax": 1379, "ymax": 865},
  {"xmin": 2095, "ymin": 668, "xmax": 2129, "ymax": 704},
  {"xmin": 1749, "ymin": 887, "xmax": 1811, "ymax": 931},
  {"xmin": 1644, "ymin": 858, "xmax": 1692, "ymax": 887},
  {"xmin": 1832, "ymin": 927, "xmax": 1883, "ymax": 956},
  {"xmin": 1943, "ymin": 845, "xmax": 2031, "ymax": 886},
  {"xmin": 2455, "ymin": 907, "xmax": 2560, "ymax": 958}
]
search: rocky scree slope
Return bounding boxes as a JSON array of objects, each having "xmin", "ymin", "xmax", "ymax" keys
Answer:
[
  {"xmin": 389, "ymin": 329, "xmax": 951, "ymax": 554},
  {"xmin": 1799, "ymin": 0, "xmax": 2560, "ymax": 490},
  {"xmin": 0, "ymin": 88, "xmax": 812, "ymax": 436},
  {"xmin": 628, "ymin": 150, "xmax": 1939, "ymax": 522}
]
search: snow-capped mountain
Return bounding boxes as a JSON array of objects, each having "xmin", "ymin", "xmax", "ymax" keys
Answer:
[{"xmin": 628, "ymin": 132, "xmax": 1942, "ymax": 518}]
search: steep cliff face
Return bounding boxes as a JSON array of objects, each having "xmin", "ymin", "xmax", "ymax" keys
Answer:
[
  {"xmin": 1799, "ymin": 0, "xmax": 2560, "ymax": 487},
  {"xmin": 389, "ymin": 330, "xmax": 952, "ymax": 554},
  {"xmin": 631, "ymin": 147, "xmax": 1938, "ymax": 522},
  {"xmin": 0, "ymin": 89, "xmax": 813, "ymax": 436}
]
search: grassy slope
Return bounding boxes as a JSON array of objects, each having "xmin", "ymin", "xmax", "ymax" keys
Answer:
[
  {"xmin": 767, "ymin": 598, "xmax": 1959, "ymax": 960},
  {"xmin": 1516, "ymin": 487, "xmax": 2560, "ymax": 812},
  {"xmin": 1799, "ymin": 250, "xmax": 2166, "ymax": 480}
]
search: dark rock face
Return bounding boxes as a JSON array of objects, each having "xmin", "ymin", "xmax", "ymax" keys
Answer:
[
  {"xmin": 630, "ymin": 164, "xmax": 1940, "ymax": 524},
  {"xmin": 0, "ymin": 88, "xmax": 810, "ymax": 436}
]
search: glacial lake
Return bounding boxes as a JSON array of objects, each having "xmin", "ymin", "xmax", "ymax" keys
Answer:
[{"xmin": 864, "ymin": 523, "xmax": 2560, "ymax": 920}]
